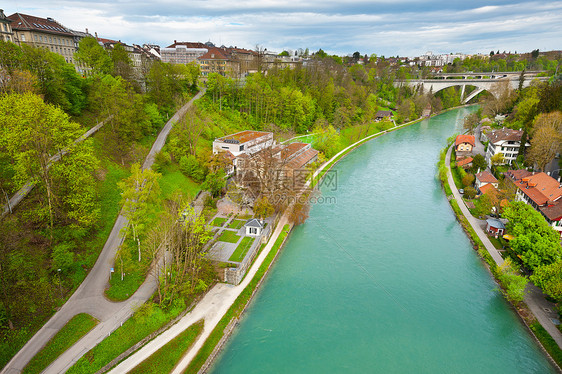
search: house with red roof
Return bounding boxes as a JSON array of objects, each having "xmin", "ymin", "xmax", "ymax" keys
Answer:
[
  {"xmin": 456, "ymin": 157, "xmax": 473, "ymax": 169},
  {"xmin": 455, "ymin": 135, "xmax": 475, "ymax": 153},
  {"xmin": 506, "ymin": 169, "xmax": 562, "ymax": 237},
  {"xmin": 475, "ymin": 170, "xmax": 498, "ymax": 190}
]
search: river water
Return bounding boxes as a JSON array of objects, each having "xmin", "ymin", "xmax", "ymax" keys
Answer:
[{"xmin": 210, "ymin": 107, "xmax": 556, "ymax": 373}]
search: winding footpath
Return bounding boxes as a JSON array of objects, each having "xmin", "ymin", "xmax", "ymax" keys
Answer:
[
  {"xmin": 1, "ymin": 89, "xmax": 206, "ymax": 374},
  {"xmin": 445, "ymin": 145, "xmax": 562, "ymax": 351}
]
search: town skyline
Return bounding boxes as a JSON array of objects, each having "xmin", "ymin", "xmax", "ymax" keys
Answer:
[{"xmin": 3, "ymin": 0, "xmax": 562, "ymax": 56}]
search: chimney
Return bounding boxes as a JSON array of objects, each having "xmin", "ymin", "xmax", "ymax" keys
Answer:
[
  {"xmin": 86, "ymin": 28, "xmax": 89, "ymax": 34},
  {"xmin": 95, "ymin": 32, "xmax": 98, "ymax": 39}
]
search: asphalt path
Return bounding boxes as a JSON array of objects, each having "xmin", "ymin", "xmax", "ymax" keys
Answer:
[{"xmin": 1, "ymin": 90, "xmax": 206, "ymax": 374}]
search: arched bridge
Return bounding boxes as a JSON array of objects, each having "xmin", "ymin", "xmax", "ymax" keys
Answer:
[{"xmin": 395, "ymin": 71, "xmax": 549, "ymax": 104}]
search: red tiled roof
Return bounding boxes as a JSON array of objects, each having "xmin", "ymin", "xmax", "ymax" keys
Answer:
[
  {"xmin": 8, "ymin": 13, "xmax": 72, "ymax": 36},
  {"xmin": 219, "ymin": 130, "xmax": 271, "ymax": 144},
  {"xmin": 97, "ymin": 37, "xmax": 120, "ymax": 45},
  {"xmin": 456, "ymin": 157, "xmax": 473, "ymax": 167},
  {"xmin": 476, "ymin": 171, "xmax": 498, "ymax": 184},
  {"xmin": 281, "ymin": 142, "xmax": 308, "ymax": 160},
  {"xmin": 479, "ymin": 184, "xmax": 497, "ymax": 196},
  {"xmin": 513, "ymin": 172, "xmax": 562, "ymax": 206},
  {"xmin": 486, "ymin": 127, "xmax": 523, "ymax": 144},
  {"xmin": 455, "ymin": 134, "xmax": 475, "ymax": 147},
  {"xmin": 199, "ymin": 47, "xmax": 230, "ymax": 60},
  {"xmin": 540, "ymin": 201, "xmax": 562, "ymax": 221},
  {"xmin": 505, "ymin": 169, "xmax": 532, "ymax": 181}
]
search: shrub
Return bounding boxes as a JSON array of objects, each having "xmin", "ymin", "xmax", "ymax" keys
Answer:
[{"xmin": 464, "ymin": 186, "xmax": 477, "ymax": 199}]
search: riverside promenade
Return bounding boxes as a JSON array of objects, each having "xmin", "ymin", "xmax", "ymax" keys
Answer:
[{"xmin": 445, "ymin": 146, "xmax": 562, "ymax": 351}]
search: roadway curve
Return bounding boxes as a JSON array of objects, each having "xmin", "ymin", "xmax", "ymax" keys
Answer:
[{"xmin": 1, "ymin": 89, "xmax": 206, "ymax": 374}]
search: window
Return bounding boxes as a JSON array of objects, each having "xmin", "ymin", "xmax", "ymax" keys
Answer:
[
  {"xmin": 34, "ymin": 35, "xmax": 38, "ymax": 41},
  {"xmin": 21, "ymin": 34, "xmax": 26, "ymax": 41},
  {"xmin": 49, "ymin": 37, "xmax": 52, "ymax": 43}
]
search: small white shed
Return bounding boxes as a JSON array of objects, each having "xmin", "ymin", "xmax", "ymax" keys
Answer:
[{"xmin": 244, "ymin": 218, "xmax": 264, "ymax": 237}]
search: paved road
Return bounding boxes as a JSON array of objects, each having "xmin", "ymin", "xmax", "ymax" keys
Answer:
[
  {"xmin": 1, "ymin": 90, "xmax": 206, "ymax": 374},
  {"xmin": 445, "ymin": 146, "xmax": 562, "ymax": 350}
]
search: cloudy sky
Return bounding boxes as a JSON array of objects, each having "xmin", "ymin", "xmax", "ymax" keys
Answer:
[{"xmin": 4, "ymin": 0, "xmax": 562, "ymax": 56}]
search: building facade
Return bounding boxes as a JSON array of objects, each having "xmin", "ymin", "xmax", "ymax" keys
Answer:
[
  {"xmin": 0, "ymin": 9, "xmax": 14, "ymax": 42},
  {"xmin": 485, "ymin": 128, "xmax": 528, "ymax": 166},
  {"xmin": 8, "ymin": 13, "xmax": 77, "ymax": 64},
  {"xmin": 161, "ymin": 41, "xmax": 208, "ymax": 64}
]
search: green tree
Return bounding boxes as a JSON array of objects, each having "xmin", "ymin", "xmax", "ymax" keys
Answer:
[
  {"xmin": 202, "ymin": 170, "xmax": 226, "ymax": 198},
  {"xmin": 111, "ymin": 43, "xmax": 133, "ymax": 80},
  {"xmin": 118, "ymin": 163, "xmax": 161, "ymax": 262},
  {"xmin": 502, "ymin": 202, "xmax": 562, "ymax": 270},
  {"xmin": 497, "ymin": 258, "xmax": 528, "ymax": 303},
  {"xmin": 531, "ymin": 260, "xmax": 562, "ymax": 302},
  {"xmin": 75, "ymin": 36, "xmax": 112, "ymax": 76},
  {"xmin": 0, "ymin": 93, "xmax": 96, "ymax": 232},
  {"xmin": 471, "ymin": 154, "xmax": 487, "ymax": 172},
  {"xmin": 490, "ymin": 153, "xmax": 505, "ymax": 166}
]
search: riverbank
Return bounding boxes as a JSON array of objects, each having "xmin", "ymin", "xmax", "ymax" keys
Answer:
[{"xmin": 440, "ymin": 144, "xmax": 562, "ymax": 372}]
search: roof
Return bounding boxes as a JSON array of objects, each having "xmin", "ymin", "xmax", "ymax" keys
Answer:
[
  {"xmin": 455, "ymin": 134, "xmax": 475, "ymax": 147},
  {"xmin": 479, "ymin": 183, "xmax": 497, "ymax": 196},
  {"xmin": 540, "ymin": 201, "xmax": 562, "ymax": 221},
  {"xmin": 286, "ymin": 148, "xmax": 319, "ymax": 170},
  {"xmin": 244, "ymin": 218, "xmax": 264, "ymax": 228},
  {"xmin": 280, "ymin": 142, "xmax": 308, "ymax": 161},
  {"xmin": 512, "ymin": 172, "xmax": 562, "ymax": 206},
  {"xmin": 375, "ymin": 110, "xmax": 393, "ymax": 118},
  {"xmin": 456, "ymin": 157, "xmax": 473, "ymax": 167},
  {"xmin": 486, "ymin": 218, "xmax": 506, "ymax": 230},
  {"xmin": 7, "ymin": 13, "xmax": 72, "ymax": 36},
  {"xmin": 218, "ymin": 131, "xmax": 272, "ymax": 144},
  {"xmin": 505, "ymin": 169, "xmax": 532, "ymax": 181},
  {"xmin": 476, "ymin": 170, "xmax": 498, "ymax": 184},
  {"xmin": 486, "ymin": 127, "xmax": 523, "ymax": 144},
  {"xmin": 199, "ymin": 47, "xmax": 231, "ymax": 61},
  {"xmin": 166, "ymin": 41, "xmax": 207, "ymax": 49}
]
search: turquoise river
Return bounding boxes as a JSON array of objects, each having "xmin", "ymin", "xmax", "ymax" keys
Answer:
[{"xmin": 210, "ymin": 107, "xmax": 557, "ymax": 373}]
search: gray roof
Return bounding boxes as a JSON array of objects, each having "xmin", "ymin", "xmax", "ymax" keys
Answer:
[
  {"xmin": 486, "ymin": 218, "xmax": 505, "ymax": 230},
  {"xmin": 245, "ymin": 218, "xmax": 264, "ymax": 228}
]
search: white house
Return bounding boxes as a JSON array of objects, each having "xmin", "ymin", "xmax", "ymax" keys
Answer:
[
  {"xmin": 485, "ymin": 128, "xmax": 529, "ymax": 166},
  {"xmin": 244, "ymin": 218, "xmax": 264, "ymax": 236},
  {"xmin": 475, "ymin": 170, "xmax": 498, "ymax": 190},
  {"xmin": 212, "ymin": 131, "xmax": 274, "ymax": 158}
]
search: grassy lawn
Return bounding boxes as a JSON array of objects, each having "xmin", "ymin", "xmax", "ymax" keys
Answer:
[
  {"xmin": 67, "ymin": 303, "xmax": 184, "ymax": 374},
  {"xmin": 218, "ymin": 230, "xmax": 240, "ymax": 243},
  {"xmin": 229, "ymin": 237, "xmax": 255, "ymax": 262},
  {"xmin": 186, "ymin": 224, "xmax": 291, "ymax": 374},
  {"xmin": 159, "ymin": 163, "xmax": 200, "ymax": 201},
  {"xmin": 105, "ymin": 272, "xmax": 146, "ymax": 301},
  {"xmin": 211, "ymin": 217, "xmax": 227, "ymax": 227},
  {"xmin": 227, "ymin": 219, "xmax": 245, "ymax": 230},
  {"xmin": 23, "ymin": 314, "xmax": 98, "ymax": 374},
  {"xmin": 129, "ymin": 320, "xmax": 204, "ymax": 374},
  {"xmin": 488, "ymin": 236, "xmax": 504, "ymax": 251}
]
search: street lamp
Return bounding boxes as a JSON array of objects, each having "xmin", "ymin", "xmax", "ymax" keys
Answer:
[{"xmin": 57, "ymin": 269, "xmax": 62, "ymax": 299}]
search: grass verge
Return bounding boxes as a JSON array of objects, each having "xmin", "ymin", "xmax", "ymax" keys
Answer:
[
  {"xmin": 218, "ymin": 231, "xmax": 240, "ymax": 243},
  {"xmin": 184, "ymin": 224, "xmax": 291, "ymax": 374},
  {"xmin": 229, "ymin": 237, "xmax": 255, "ymax": 262},
  {"xmin": 129, "ymin": 320, "xmax": 204, "ymax": 374},
  {"xmin": 22, "ymin": 314, "xmax": 98, "ymax": 374},
  {"xmin": 105, "ymin": 272, "xmax": 146, "ymax": 301},
  {"xmin": 530, "ymin": 322, "xmax": 562, "ymax": 368},
  {"xmin": 67, "ymin": 303, "xmax": 184, "ymax": 374}
]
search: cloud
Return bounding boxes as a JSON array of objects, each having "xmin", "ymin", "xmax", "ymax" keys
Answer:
[{"xmin": 4, "ymin": 0, "xmax": 562, "ymax": 55}]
